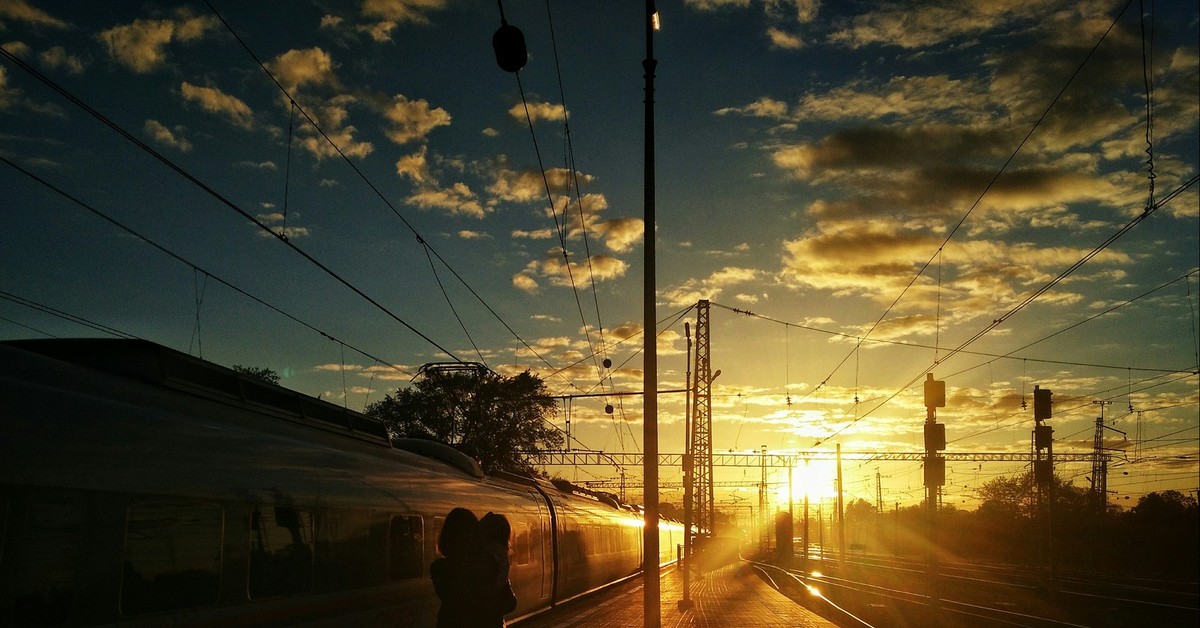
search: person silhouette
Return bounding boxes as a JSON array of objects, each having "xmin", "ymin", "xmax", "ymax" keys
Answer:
[
  {"xmin": 430, "ymin": 507, "xmax": 486, "ymax": 627},
  {"xmin": 429, "ymin": 508, "xmax": 519, "ymax": 627},
  {"xmin": 478, "ymin": 512, "xmax": 518, "ymax": 626}
]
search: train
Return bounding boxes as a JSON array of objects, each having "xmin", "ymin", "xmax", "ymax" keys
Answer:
[{"xmin": 0, "ymin": 338, "xmax": 682, "ymax": 627}]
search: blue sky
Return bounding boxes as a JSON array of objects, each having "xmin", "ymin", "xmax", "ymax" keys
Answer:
[{"xmin": 2, "ymin": 0, "xmax": 1197, "ymax": 509}]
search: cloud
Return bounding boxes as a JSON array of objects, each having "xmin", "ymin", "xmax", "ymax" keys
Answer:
[
  {"xmin": 237, "ymin": 160, "xmax": 278, "ymax": 170},
  {"xmin": 180, "ymin": 82, "xmax": 254, "ymax": 129},
  {"xmin": 488, "ymin": 165, "xmax": 594, "ymax": 204},
  {"xmin": 512, "ymin": 272, "xmax": 539, "ymax": 293},
  {"xmin": 770, "ymin": 124, "xmax": 1010, "ymax": 180},
  {"xmin": 143, "ymin": 119, "xmax": 191, "ymax": 152},
  {"xmin": 381, "ymin": 94, "xmax": 451, "ymax": 144},
  {"xmin": 458, "ymin": 230, "xmax": 490, "ymax": 240},
  {"xmin": 592, "ymin": 217, "xmax": 644, "ymax": 253},
  {"xmin": 295, "ymin": 98, "xmax": 373, "ymax": 159},
  {"xmin": 38, "ymin": 46, "xmax": 85, "ymax": 74},
  {"xmin": 0, "ymin": 0, "xmax": 67, "ymax": 28},
  {"xmin": 767, "ymin": 28, "xmax": 804, "ymax": 50},
  {"xmin": 395, "ymin": 145, "xmax": 431, "ymax": 184},
  {"xmin": 407, "ymin": 182, "xmax": 487, "ymax": 219},
  {"xmin": 361, "ymin": 0, "xmax": 450, "ymax": 25},
  {"xmin": 685, "ymin": 0, "xmax": 752, "ymax": 9},
  {"xmin": 255, "ymin": 211, "xmax": 310, "ymax": 239},
  {"xmin": 508, "ymin": 101, "xmax": 567, "ymax": 124},
  {"xmin": 268, "ymin": 47, "xmax": 340, "ymax": 93},
  {"xmin": 512, "ymin": 227, "xmax": 556, "ymax": 240},
  {"xmin": 97, "ymin": 11, "xmax": 217, "ymax": 73},
  {"xmin": 777, "ymin": 218, "xmax": 1131, "ymax": 319},
  {"xmin": 828, "ymin": 0, "xmax": 1049, "ymax": 50},
  {"xmin": 789, "ymin": 75, "xmax": 990, "ymax": 124},
  {"xmin": 663, "ymin": 266, "xmax": 763, "ymax": 307},
  {"xmin": 714, "ymin": 96, "xmax": 790, "ymax": 120},
  {"xmin": 529, "ymin": 251, "xmax": 629, "ymax": 288}
]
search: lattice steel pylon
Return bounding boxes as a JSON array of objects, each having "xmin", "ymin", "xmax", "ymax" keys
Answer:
[{"xmin": 691, "ymin": 300, "xmax": 714, "ymax": 535}]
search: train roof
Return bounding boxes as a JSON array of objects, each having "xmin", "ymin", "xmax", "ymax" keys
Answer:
[{"xmin": 3, "ymin": 337, "xmax": 392, "ymax": 446}]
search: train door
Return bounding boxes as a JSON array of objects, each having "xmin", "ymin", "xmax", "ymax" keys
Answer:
[{"xmin": 535, "ymin": 497, "xmax": 551, "ymax": 600}]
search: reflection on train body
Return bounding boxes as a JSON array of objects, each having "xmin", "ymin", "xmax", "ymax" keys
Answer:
[{"xmin": 0, "ymin": 339, "xmax": 680, "ymax": 627}]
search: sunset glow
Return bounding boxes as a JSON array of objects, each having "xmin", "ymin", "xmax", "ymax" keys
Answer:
[{"xmin": 1, "ymin": 1, "xmax": 1196, "ymax": 511}]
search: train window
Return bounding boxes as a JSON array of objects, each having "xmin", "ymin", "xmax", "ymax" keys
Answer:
[
  {"xmin": 249, "ymin": 506, "xmax": 313, "ymax": 599},
  {"xmin": 513, "ymin": 522, "xmax": 532, "ymax": 566},
  {"xmin": 315, "ymin": 510, "xmax": 387, "ymax": 591},
  {"xmin": 389, "ymin": 515, "xmax": 423, "ymax": 580},
  {"xmin": 121, "ymin": 501, "xmax": 223, "ymax": 616},
  {"xmin": 6, "ymin": 496, "xmax": 82, "ymax": 626}
]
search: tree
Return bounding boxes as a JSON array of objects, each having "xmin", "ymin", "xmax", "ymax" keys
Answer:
[
  {"xmin": 232, "ymin": 364, "xmax": 281, "ymax": 385},
  {"xmin": 365, "ymin": 367, "xmax": 562, "ymax": 475}
]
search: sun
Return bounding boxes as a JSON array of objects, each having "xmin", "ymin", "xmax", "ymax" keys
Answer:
[{"xmin": 776, "ymin": 459, "xmax": 840, "ymax": 502}]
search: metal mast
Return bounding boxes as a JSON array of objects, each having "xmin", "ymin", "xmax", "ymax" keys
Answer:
[{"xmin": 692, "ymin": 299, "xmax": 714, "ymax": 535}]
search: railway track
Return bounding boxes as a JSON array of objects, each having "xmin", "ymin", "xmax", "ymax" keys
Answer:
[{"xmin": 749, "ymin": 555, "xmax": 1199, "ymax": 628}]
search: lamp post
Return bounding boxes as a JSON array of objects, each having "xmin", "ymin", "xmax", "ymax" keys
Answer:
[{"xmin": 641, "ymin": 2, "xmax": 660, "ymax": 627}]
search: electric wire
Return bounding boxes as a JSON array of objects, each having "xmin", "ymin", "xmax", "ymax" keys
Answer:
[
  {"xmin": 0, "ymin": 290, "xmax": 140, "ymax": 340},
  {"xmin": 542, "ymin": 0, "xmax": 622, "ymax": 410},
  {"xmin": 0, "ymin": 43, "xmax": 461, "ymax": 362},
  {"xmin": 796, "ymin": 0, "xmax": 1137, "ymax": 406},
  {"xmin": 812, "ymin": 174, "xmax": 1198, "ymax": 446},
  {"xmin": 510, "ymin": 54, "xmax": 603, "ymax": 394},
  {"xmin": 0, "ymin": 154, "xmax": 416, "ymax": 380},
  {"xmin": 200, "ymin": 1, "xmax": 579, "ymax": 384},
  {"xmin": 711, "ymin": 297, "xmax": 1191, "ymax": 375}
]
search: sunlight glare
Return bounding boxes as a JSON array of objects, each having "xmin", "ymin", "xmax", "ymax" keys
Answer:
[{"xmin": 776, "ymin": 459, "xmax": 839, "ymax": 502}]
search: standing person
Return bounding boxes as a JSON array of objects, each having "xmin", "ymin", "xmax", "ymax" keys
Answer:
[
  {"xmin": 430, "ymin": 507, "xmax": 486, "ymax": 628},
  {"xmin": 478, "ymin": 512, "xmax": 518, "ymax": 625}
]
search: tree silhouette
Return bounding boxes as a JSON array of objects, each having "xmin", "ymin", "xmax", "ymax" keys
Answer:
[
  {"xmin": 232, "ymin": 364, "xmax": 281, "ymax": 386},
  {"xmin": 365, "ymin": 367, "xmax": 562, "ymax": 475}
]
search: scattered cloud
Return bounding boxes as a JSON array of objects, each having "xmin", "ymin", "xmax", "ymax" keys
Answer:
[
  {"xmin": 255, "ymin": 211, "xmax": 310, "ymax": 239},
  {"xmin": 380, "ymin": 94, "xmax": 451, "ymax": 145},
  {"xmin": 97, "ymin": 10, "xmax": 217, "ymax": 73},
  {"xmin": 512, "ymin": 272, "xmax": 539, "ymax": 293},
  {"xmin": 143, "ymin": 119, "xmax": 191, "ymax": 152},
  {"xmin": 180, "ymin": 81, "xmax": 254, "ymax": 129},
  {"xmin": 0, "ymin": 0, "xmax": 68, "ymax": 28},
  {"xmin": 38, "ymin": 46, "xmax": 85, "ymax": 73},
  {"xmin": 407, "ymin": 182, "xmax": 487, "ymax": 218},
  {"xmin": 507, "ymin": 101, "xmax": 567, "ymax": 124},
  {"xmin": 268, "ymin": 47, "xmax": 340, "ymax": 93},
  {"xmin": 360, "ymin": 0, "xmax": 450, "ymax": 26},
  {"xmin": 664, "ymin": 266, "xmax": 763, "ymax": 307},
  {"xmin": 767, "ymin": 28, "xmax": 804, "ymax": 50}
]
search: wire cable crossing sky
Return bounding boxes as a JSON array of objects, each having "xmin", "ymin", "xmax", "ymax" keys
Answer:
[{"xmin": 0, "ymin": 0, "xmax": 1196, "ymax": 507}]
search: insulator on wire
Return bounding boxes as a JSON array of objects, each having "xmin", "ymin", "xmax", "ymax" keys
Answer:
[{"xmin": 493, "ymin": 21, "xmax": 527, "ymax": 73}]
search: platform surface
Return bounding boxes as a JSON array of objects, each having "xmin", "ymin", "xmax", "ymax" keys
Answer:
[{"xmin": 512, "ymin": 561, "xmax": 837, "ymax": 628}]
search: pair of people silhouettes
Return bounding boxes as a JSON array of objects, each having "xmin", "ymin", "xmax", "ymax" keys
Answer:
[{"xmin": 431, "ymin": 508, "xmax": 517, "ymax": 627}]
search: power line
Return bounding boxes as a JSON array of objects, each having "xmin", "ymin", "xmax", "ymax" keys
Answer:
[
  {"xmin": 0, "ymin": 290, "xmax": 139, "ymax": 340},
  {"xmin": 712, "ymin": 296, "xmax": 1192, "ymax": 375},
  {"xmin": 0, "ymin": 154, "xmax": 416, "ymax": 380},
  {"xmin": 0, "ymin": 43, "xmax": 461, "ymax": 362},
  {"xmin": 200, "ymin": 1, "xmax": 581, "ymax": 385},
  {"xmin": 794, "ymin": 0, "xmax": 1138, "ymax": 410}
]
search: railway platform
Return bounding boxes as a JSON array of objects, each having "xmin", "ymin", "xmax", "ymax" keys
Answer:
[{"xmin": 511, "ymin": 561, "xmax": 837, "ymax": 628}]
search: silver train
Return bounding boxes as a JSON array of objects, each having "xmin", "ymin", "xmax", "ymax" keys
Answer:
[{"xmin": 0, "ymin": 339, "xmax": 681, "ymax": 627}]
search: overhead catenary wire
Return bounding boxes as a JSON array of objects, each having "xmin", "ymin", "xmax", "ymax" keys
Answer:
[
  {"xmin": 0, "ymin": 154, "xmax": 417, "ymax": 381},
  {"xmin": 795, "ymin": 0, "xmax": 1139, "ymax": 406},
  {"xmin": 200, "ymin": 1, "xmax": 583, "ymax": 387},
  {"xmin": 500, "ymin": 2, "xmax": 615, "ymax": 399},
  {"xmin": 0, "ymin": 43, "xmax": 462, "ymax": 363},
  {"xmin": 0, "ymin": 290, "xmax": 140, "ymax": 340},
  {"xmin": 810, "ymin": 173, "xmax": 1198, "ymax": 446}
]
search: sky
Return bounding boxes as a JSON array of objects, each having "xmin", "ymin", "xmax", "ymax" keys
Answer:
[{"xmin": 2, "ymin": 0, "xmax": 1197, "ymax": 512}]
